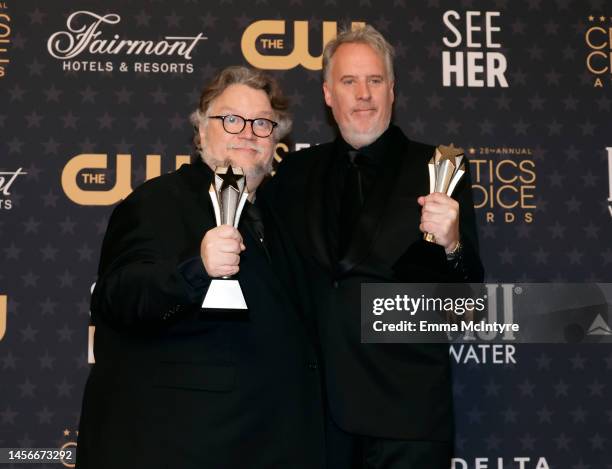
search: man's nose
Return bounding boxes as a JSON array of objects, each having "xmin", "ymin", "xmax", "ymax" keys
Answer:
[
  {"xmin": 239, "ymin": 121, "xmax": 255, "ymax": 139},
  {"xmin": 356, "ymin": 80, "xmax": 371, "ymax": 100}
]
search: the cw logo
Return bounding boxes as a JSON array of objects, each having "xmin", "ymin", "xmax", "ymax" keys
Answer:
[
  {"xmin": 0, "ymin": 295, "xmax": 7, "ymax": 341},
  {"xmin": 241, "ymin": 20, "xmax": 365, "ymax": 70},
  {"xmin": 61, "ymin": 154, "xmax": 191, "ymax": 206}
]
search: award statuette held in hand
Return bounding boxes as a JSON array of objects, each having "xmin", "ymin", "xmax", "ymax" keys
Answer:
[
  {"xmin": 202, "ymin": 165, "xmax": 249, "ymax": 310},
  {"xmin": 424, "ymin": 145, "xmax": 466, "ymax": 243}
]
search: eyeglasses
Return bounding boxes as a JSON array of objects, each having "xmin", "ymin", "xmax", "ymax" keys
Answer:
[{"xmin": 208, "ymin": 114, "xmax": 278, "ymax": 138}]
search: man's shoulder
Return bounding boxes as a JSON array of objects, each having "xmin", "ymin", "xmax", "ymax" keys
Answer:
[
  {"xmin": 279, "ymin": 141, "xmax": 335, "ymax": 170},
  {"xmin": 120, "ymin": 163, "xmax": 193, "ymax": 209}
]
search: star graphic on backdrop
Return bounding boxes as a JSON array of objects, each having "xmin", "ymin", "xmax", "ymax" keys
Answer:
[
  {"xmin": 18, "ymin": 379, "xmax": 36, "ymax": 398},
  {"xmin": 29, "ymin": 8, "xmax": 46, "ymax": 24},
  {"xmin": 590, "ymin": 434, "xmax": 605, "ymax": 450},
  {"xmin": 24, "ymin": 111, "xmax": 43, "ymax": 128},
  {"xmin": 21, "ymin": 324, "xmax": 39, "ymax": 342},
  {"xmin": 588, "ymin": 380, "xmax": 605, "ymax": 396},
  {"xmin": 426, "ymin": 41, "xmax": 441, "ymax": 59},
  {"xmin": 554, "ymin": 433, "xmax": 572, "ymax": 450},
  {"xmin": 408, "ymin": 16, "xmax": 425, "ymax": 32},
  {"xmin": 80, "ymin": 86, "xmax": 98, "ymax": 103},
  {"xmin": 408, "ymin": 117, "xmax": 426, "ymax": 135},
  {"xmin": 374, "ymin": 15, "xmax": 391, "ymax": 32},
  {"xmin": 62, "ymin": 111, "xmax": 79, "ymax": 129},
  {"xmin": 165, "ymin": 11, "xmax": 182, "ymax": 27},
  {"xmin": 518, "ymin": 379, "xmax": 535, "ymax": 397},
  {"xmin": 23, "ymin": 217, "xmax": 40, "ymax": 234},
  {"xmin": 151, "ymin": 86, "xmax": 168, "ymax": 104},
  {"xmin": 7, "ymin": 137, "xmax": 24, "ymax": 154},
  {"xmin": 150, "ymin": 139, "xmax": 168, "ymax": 155},
  {"xmin": 40, "ymin": 298, "xmax": 57, "ymax": 316},
  {"xmin": 520, "ymin": 433, "xmax": 536, "ymax": 450},
  {"xmin": 570, "ymin": 407, "xmax": 587, "ymax": 423},
  {"xmin": 554, "ymin": 380, "xmax": 569, "ymax": 397},
  {"xmin": 115, "ymin": 87, "xmax": 133, "ymax": 104},
  {"xmin": 41, "ymin": 244, "xmax": 58, "ymax": 261},
  {"xmin": 219, "ymin": 37, "xmax": 236, "ymax": 55},
  {"xmin": 97, "ymin": 112, "xmax": 115, "ymax": 129},
  {"xmin": 583, "ymin": 222, "xmax": 599, "ymax": 238},
  {"xmin": 234, "ymin": 13, "xmax": 251, "ymax": 29},
  {"xmin": 485, "ymin": 434, "xmax": 501, "ymax": 451},
  {"xmin": 1, "ymin": 407, "xmax": 18, "ymax": 424},
  {"xmin": 27, "ymin": 59, "xmax": 45, "ymax": 76},
  {"xmin": 133, "ymin": 113, "xmax": 151, "ymax": 130},
  {"xmin": 134, "ymin": 10, "xmax": 151, "ymax": 26},
  {"xmin": 41, "ymin": 189, "xmax": 59, "ymax": 207},
  {"xmin": 59, "ymin": 270, "xmax": 75, "ymax": 288},
  {"xmin": 168, "ymin": 113, "xmax": 185, "ymax": 131},
  {"xmin": 60, "ymin": 217, "xmax": 77, "ymax": 234},
  {"xmin": 537, "ymin": 406, "xmax": 553, "ymax": 423},
  {"xmin": 200, "ymin": 12, "xmax": 218, "ymax": 28},
  {"xmin": 56, "ymin": 379, "xmax": 74, "ymax": 398},
  {"xmin": 77, "ymin": 244, "xmax": 94, "ymax": 261},
  {"xmin": 467, "ymin": 406, "xmax": 485, "ymax": 424},
  {"xmin": 36, "ymin": 408, "xmax": 54, "ymax": 425},
  {"xmin": 38, "ymin": 350, "xmax": 55, "ymax": 370},
  {"xmin": 57, "ymin": 325, "xmax": 75, "ymax": 342},
  {"xmin": 22, "ymin": 271, "xmax": 39, "ymax": 287}
]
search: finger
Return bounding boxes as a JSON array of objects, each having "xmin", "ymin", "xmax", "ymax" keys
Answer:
[
  {"xmin": 217, "ymin": 225, "xmax": 243, "ymax": 242},
  {"xmin": 216, "ymin": 240, "xmax": 242, "ymax": 254},
  {"xmin": 427, "ymin": 192, "xmax": 453, "ymax": 203},
  {"xmin": 219, "ymin": 265, "xmax": 239, "ymax": 277},
  {"xmin": 218, "ymin": 253, "xmax": 241, "ymax": 266}
]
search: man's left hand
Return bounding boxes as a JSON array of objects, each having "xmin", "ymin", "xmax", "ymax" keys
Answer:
[{"xmin": 417, "ymin": 193, "xmax": 460, "ymax": 253}]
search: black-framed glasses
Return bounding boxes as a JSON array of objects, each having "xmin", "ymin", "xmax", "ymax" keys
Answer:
[{"xmin": 208, "ymin": 114, "xmax": 278, "ymax": 138}]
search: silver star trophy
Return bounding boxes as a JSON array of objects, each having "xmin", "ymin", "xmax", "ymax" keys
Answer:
[
  {"xmin": 202, "ymin": 165, "xmax": 249, "ymax": 309},
  {"xmin": 424, "ymin": 145, "xmax": 466, "ymax": 243}
]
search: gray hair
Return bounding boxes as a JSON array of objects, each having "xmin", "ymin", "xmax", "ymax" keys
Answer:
[
  {"xmin": 322, "ymin": 25, "xmax": 395, "ymax": 82},
  {"xmin": 189, "ymin": 66, "xmax": 292, "ymax": 152}
]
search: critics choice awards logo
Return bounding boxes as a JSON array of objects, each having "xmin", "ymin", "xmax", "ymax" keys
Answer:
[
  {"xmin": 585, "ymin": 14, "xmax": 612, "ymax": 88},
  {"xmin": 47, "ymin": 11, "xmax": 206, "ymax": 74},
  {"xmin": 468, "ymin": 147, "xmax": 536, "ymax": 224}
]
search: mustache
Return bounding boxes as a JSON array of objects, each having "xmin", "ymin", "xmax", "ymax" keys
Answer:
[{"xmin": 226, "ymin": 143, "xmax": 264, "ymax": 154}]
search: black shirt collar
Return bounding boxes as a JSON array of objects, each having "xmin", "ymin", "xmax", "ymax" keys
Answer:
[{"xmin": 335, "ymin": 124, "xmax": 397, "ymax": 165}]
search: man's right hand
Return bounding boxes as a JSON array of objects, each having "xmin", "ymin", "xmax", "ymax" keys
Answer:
[{"xmin": 201, "ymin": 225, "xmax": 245, "ymax": 278}]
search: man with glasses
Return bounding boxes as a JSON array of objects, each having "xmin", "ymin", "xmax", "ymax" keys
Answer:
[{"xmin": 76, "ymin": 66, "xmax": 325, "ymax": 469}]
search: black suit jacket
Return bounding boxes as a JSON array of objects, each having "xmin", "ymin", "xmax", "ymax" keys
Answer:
[
  {"xmin": 263, "ymin": 125, "xmax": 484, "ymax": 442},
  {"xmin": 76, "ymin": 159, "xmax": 325, "ymax": 469}
]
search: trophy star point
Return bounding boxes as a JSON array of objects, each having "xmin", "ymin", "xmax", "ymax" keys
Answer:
[{"xmin": 218, "ymin": 165, "xmax": 244, "ymax": 192}]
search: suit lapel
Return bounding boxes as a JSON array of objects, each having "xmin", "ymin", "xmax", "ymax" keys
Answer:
[{"xmin": 305, "ymin": 146, "xmax": 336, "ymax": 272}]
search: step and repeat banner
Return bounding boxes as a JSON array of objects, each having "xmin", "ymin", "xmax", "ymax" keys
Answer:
[{"xmin": 1, "ymin": 0, "xmax": 611, "ymax": 467}]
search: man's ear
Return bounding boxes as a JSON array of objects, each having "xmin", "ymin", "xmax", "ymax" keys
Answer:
[
  {"xmin": 390, "ymin": 80, "xmax": 395, "ymax": 104},
  {"xmin": 198, "ymin": 124, "xmax": 207, "ymax": 150},
  {"xmin": 323, "ymin": 81, "xmax": 333, "ymax": 108}
]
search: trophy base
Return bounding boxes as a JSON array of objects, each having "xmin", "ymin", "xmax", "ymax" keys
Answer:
[{"xmin": 202, "ymin": 279, "xmax": 248, "ymax": 310}]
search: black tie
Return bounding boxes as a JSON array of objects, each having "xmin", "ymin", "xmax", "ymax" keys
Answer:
[
  {"xmin": 339, "ymin": 150, "xmax": 365, "ymax": 252},
  {"xmin": 243, "ymin": 202, "xmax": 271, "ymax": 262}
]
